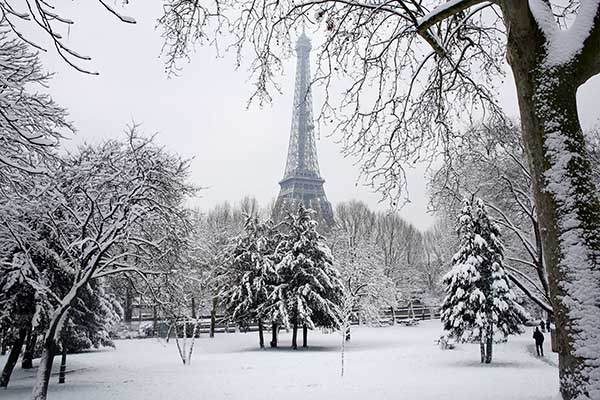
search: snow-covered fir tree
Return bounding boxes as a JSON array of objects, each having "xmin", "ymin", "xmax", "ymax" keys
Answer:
[
  {"xmin": 276, "ymin": 205, "xmax": 345, "ymax": 349},
  {"xmin": 223, "ymin": 215, "xmax": 279, "ymax": 348},
  {"xmin": 441, "ymin": 198, "xmax": 527, "ymax": 363}
]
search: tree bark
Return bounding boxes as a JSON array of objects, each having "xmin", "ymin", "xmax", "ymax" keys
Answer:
[
  {"xmin": 191, "ymin": 296, "xmax": 197, "ymax": 319},
  {"xmin": 210, "ymin": 297, "xmax": 217, "ymax": 338},
  {"xmin": 479, "ymin": 335, "xmax": 485, "ymax": 364},
  {"xmin": 501, "ymin": 2, "xmax": 600, "ymax": 398},
  {"xmin": 270, "ymin": 323, "xmax": 278, "ymax": 348},
  {"xmin": 302, "ymin": 325, "xmax": 308, "ymax": 348},
  {"xmin": 31, "ymin": 338, "xmax": 56, "ymax": 400},
  {"xmin": 258, "ymin": 318, "xmax": 264, "ymax": 349},
  {"xmin": 124, "ymin": 283, "xmax": 132, "ymax": 322},
  {"xmin": 152, "ymin": 305, "xmax": 158, "ymax": 338},
  {"xmin": 292, "ymin": 319, "xmax": 298, "ymax": 350},
  {"xmin": 22, "ymin": 329, "xmax": 37, "ymax": 369},
  {"xmin": 485, "ymin": 328, "xmax": 493, "ymax": 364},
  {"xmin": 0, "ymin": 328, "xmax": 27, "ymax": 388},
  {"xmin": 58, "ymin": 342, "xmax": 67, "ymax": 384},
  {"xmin": 1, "ymin": 329, "xmax": 9, "ymax": 356}
]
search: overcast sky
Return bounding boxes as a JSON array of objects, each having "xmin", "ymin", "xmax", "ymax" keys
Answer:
[{"xmin": 27, "ymin": 2, "xmax": 600, "ymax": 231}]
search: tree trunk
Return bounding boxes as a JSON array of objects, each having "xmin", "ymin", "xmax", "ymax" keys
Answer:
[
  {"xmin": 0, "ymin": 330, "xmax": 7, "ymax": 356},
  {"xmin": 502, "ymin": 2, "xmax": 600, "ymax": 398},
  {"xmin": 302, "ymin": 325, "xmax": 308, "ymax": 348},
  {"xmin": 191, "ymin": 296, "xmax": 197, "ymax": 319},
  {"xmin": 270, "ymin": 323, "xmax": 278, "ymax": 348},
  {"xmin": 258, "ymin": 318, "xmax": 264, "ymax": 349},
  {"xmin": 124, "ymin": 283, "xmax": 132, "ymax": 322},
  {"xmin": 0, "ymin": 328, "xmax": 27, "ymax": 388},
  {"xmin": 210, "ymin": 297, "xmax": 217, "ymax": 338},
  {"xmin": 58, "ymin": 342, "xmax": 67, "ymax": 384},
  {"xmin": 291, "ymin": 319, "xmax": 298, "ymax": 350},
  {"xmin": 345, "ymin": 326, "xmax": 351, "ymax": 341},
  {"xmin": 152, "ymin": 305, "xmax": 158, "ymax": 338},
  {"xmin": 485, "ymin": 328, "xmax": 493, "ymax": 364},
  {"xmin": 138, "ymin": 295, "xmax": 143, "ymax": 337},
  {"xmin": 22, "ymin": 329, "xmax": 37, "ymax": 369},
  {"xmin": 479, "ymin": 335, "xmax": 485, "ymax": 364},
  {"xmin": 31, "ymin": 339, "xmax": 56, "ymax": 400}
]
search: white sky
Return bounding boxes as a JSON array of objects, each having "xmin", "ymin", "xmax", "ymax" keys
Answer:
[{"xmin": 27, "ymin": 2, "xmax": 600, "ymax": 231}]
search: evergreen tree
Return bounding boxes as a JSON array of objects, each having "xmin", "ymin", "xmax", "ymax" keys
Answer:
[
  {"xmin": 441, "ymin": 198, "xmax": 526, "ymax": 363},
  {"xmin": 223, "ymin": 216, "xmax": 279, "ymax": 348},
  {"xmin": 276, "ymin": 205, "xmax": 344, "ymax": 349}
]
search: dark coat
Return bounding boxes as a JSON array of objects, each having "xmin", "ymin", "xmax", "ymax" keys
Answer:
[{"xmin": 533, "ymin": 330, "xmax": 544, "ymax": 344}]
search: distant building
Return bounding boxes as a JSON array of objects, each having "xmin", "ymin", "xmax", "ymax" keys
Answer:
[{"xmin": 273, "ymin": 32, "xmax": 334, "ymax": 226}]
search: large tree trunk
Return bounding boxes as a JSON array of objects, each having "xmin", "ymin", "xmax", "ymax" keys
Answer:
[
  {"xmin": 258, "ymin": 318, "xmax": 264, "ymax": 349},
  {"xmin": 0, "ymin": 328, "xmax": 27, "ymax": 388},
  {"xmin": 270, "ymin": 323, "xmax": 278, "ymax": 348},
  {"xmin": 31, "ymin": 339, "xmax": 56, "ymax": 400},
  {"xmin": 302, "ymin": 325, "xmax": 308, "ymax": 348},
  {"xmin": 502, "ymin": 2, "xmax": 600, "ymax": 398},
  {"xmin": 22, "ymin": 329, "xmax": 37, "ymax": 369}
]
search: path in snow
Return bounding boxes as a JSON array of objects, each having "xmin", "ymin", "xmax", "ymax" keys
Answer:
[{"xmin": 1, "ymin": 320, "xmax": 559, "ymax": 400}]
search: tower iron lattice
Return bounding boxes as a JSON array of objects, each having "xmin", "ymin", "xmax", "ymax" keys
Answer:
[{"xmin": 273, "ymin": 32, "xmax": 334, "ymax": 226}]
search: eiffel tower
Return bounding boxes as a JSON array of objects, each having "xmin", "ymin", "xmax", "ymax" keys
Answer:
[{"xmin": 273, "ymin": 32, "xmax": 334, "ymax": 226}]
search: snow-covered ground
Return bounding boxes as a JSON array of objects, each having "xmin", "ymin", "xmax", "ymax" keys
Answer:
[{"xmin": 1, "ymin": 320, "xmax": 559, "ymax": 400}]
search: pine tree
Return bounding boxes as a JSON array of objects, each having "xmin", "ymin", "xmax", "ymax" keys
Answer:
[
  {"xmin": 223, "ymin": 216, "xmax": 279, "ymax": 348},
  {"xmin": 473, "ymin": 198, "xmax": 528, "ymax": 363},
  {"xmin": 277, "ymin": 205, "xmax": 344, "ymax": 349},
  {"xmin": 441, "ymin": 198, "xmax": 527, "ymax": 363}
]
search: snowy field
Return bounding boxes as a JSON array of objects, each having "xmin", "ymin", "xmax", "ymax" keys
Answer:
[{"xmin": 1, "ymin": 321, "xmax": 559, "ymax": 400}]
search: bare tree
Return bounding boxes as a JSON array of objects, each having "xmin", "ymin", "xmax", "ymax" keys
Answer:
[{"xmin": 0, "ymin": 1, "xmax": 135, "ymax": 74}]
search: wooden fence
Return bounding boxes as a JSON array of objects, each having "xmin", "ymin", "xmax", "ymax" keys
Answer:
[{"xmin": 118, "ymin": 304, "xmax": 441, "ymax": 338}]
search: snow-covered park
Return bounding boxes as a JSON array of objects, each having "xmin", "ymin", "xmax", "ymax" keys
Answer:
[{"xmin": 1, "ymin": 321, "xmax": 559, "ymax": 400}]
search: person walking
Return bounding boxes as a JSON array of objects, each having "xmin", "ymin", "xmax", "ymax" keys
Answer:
[
  {"xmin": 539, "ymin": 320, "xmax": 546, "ymax": 333},
  {"xmin": 533, "ymin": 327, "xmax": 545, "ymax": 356}
]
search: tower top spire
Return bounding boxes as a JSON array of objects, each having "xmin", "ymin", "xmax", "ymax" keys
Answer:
[{"xmin": 296, "ymin": 30, "xmax": 312, "ymax": 52}]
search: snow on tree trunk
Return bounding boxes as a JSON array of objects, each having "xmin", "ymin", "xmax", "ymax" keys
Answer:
[
  {"xmin": 31, "ymin": 339, "xmax": 56, "ymax": 400},
  {"xmin": 58, "ymin": 342, "xmax": 67, "ymax": 384},
  {"xmin": 340, "ymin": 291, "xmax": 353, "ymax": 377},
  {"xmin": 503, "ymin": 3, "xmax": 600, "ymax": 397}
]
